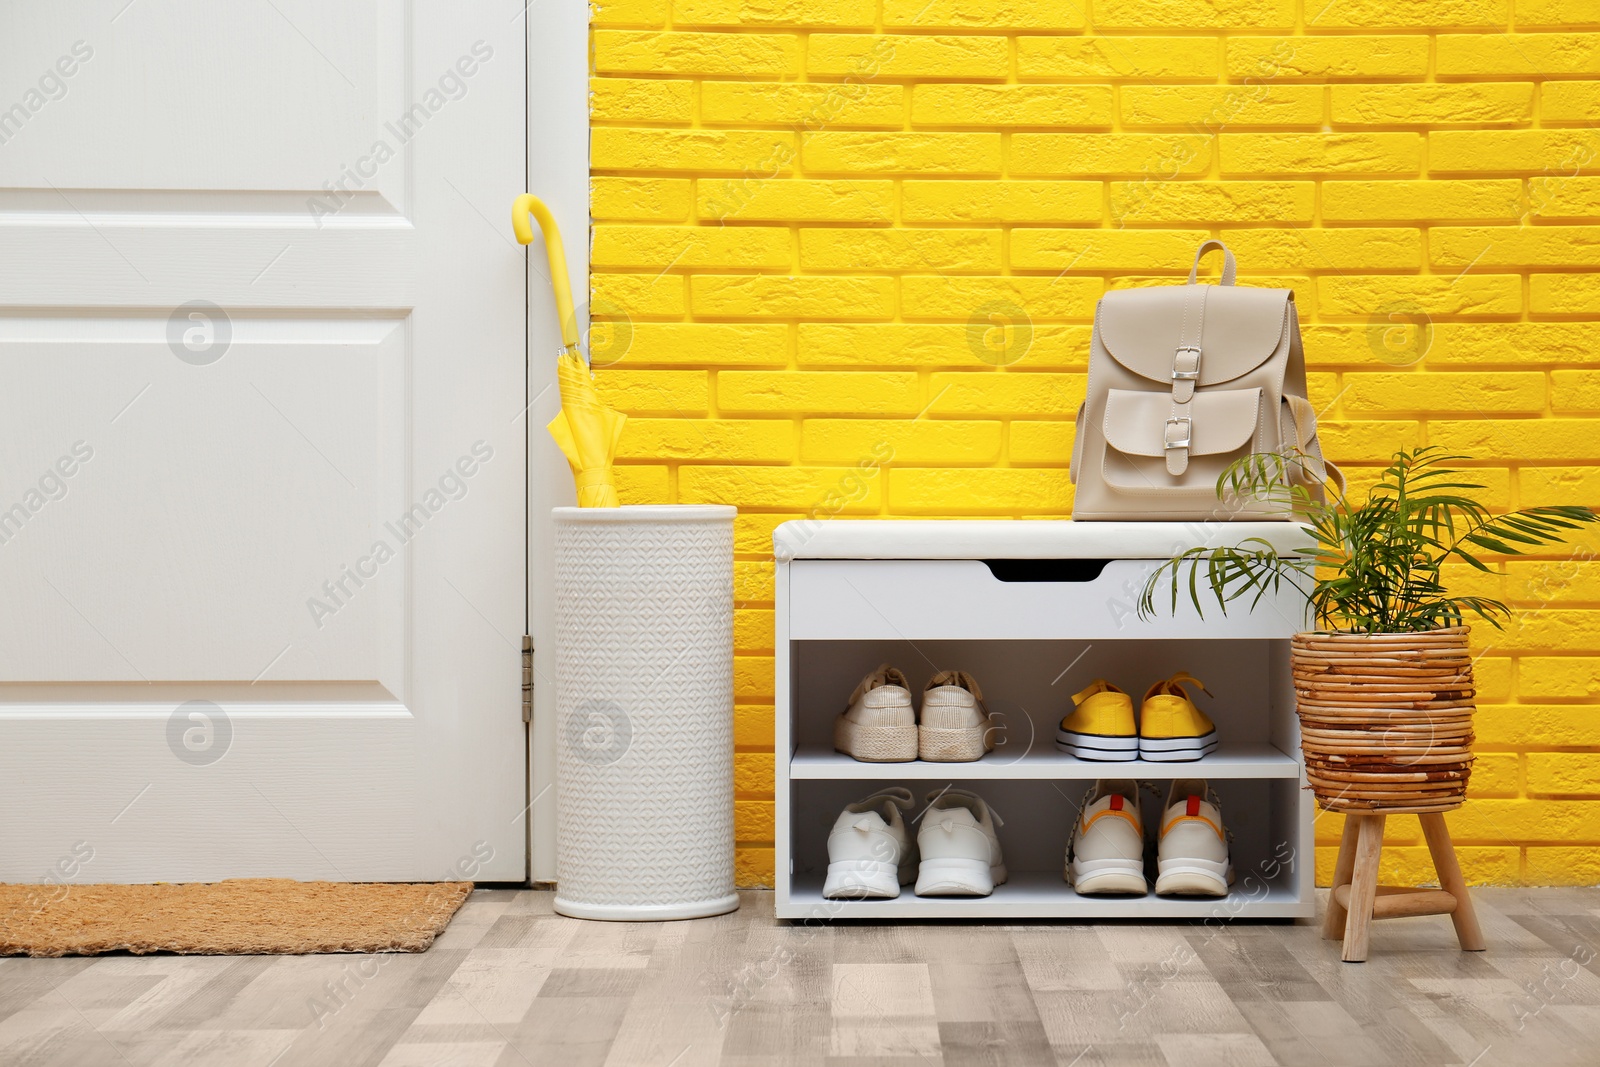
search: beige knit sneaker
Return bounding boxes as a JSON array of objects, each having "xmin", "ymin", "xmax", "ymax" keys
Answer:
[
  {"xmin": 918, "ymin": 670, "xmax": 994, "ymax": 763},
  {"xmin": 834, "ymin": 665, "xmax": 917, "ymax": 762}
]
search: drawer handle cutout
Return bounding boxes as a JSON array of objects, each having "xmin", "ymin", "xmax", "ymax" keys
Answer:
[{"xmin": 982, "ymin": 559, "xmax": 1111, "ymax": 583}]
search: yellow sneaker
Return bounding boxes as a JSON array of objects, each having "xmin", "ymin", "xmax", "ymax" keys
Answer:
[
  {"xmin": 1055, "ymin": 679, "xmax": 1137, "ymax": 761},
  {"xmin": 1139, "ymin": 672, "xmax": 1218, "ymax": 762}
]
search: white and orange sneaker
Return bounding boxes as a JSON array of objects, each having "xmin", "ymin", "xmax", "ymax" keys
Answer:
[
  {"xmin": 833, "ymin": 665, "xmax": 917, "ymax": 763},
  {"xmin": 1066, "ymin": 779, "xmax": 1148, "ymax": 896},
  {"xmin": 1155, "ymin": 779, "xmax": 1235, "ymax": 897}
]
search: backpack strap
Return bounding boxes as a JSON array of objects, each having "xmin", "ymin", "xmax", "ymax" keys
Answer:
[
  {"xmin": 1165, "ymin": 284, "xmax": 1207, "ymax": 476},
  {"xmin": 1283, "ymin": 393, "xmax": 1347, "ymax": 497},
  {"xmin": 1070, "ymin": 401, "xmax": 1085, "ymax": 484}
]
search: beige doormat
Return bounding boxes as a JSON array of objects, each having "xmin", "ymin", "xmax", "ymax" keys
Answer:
[{"xmin": 0, "ymin": 879, "xmax": 472, "ymax": 957}]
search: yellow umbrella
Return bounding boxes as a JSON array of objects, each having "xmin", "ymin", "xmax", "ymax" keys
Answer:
[{"xmin": 513, "ymin": 193, "xmax": 626, "ymax": 508}]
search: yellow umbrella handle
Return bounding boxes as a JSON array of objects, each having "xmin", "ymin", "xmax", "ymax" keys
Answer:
[{"xmin": 512, "ymin": 193, "xmax": 580, "ymax": 351}]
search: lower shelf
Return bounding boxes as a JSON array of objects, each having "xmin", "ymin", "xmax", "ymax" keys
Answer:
[
  {"xmin": 778, "ymin": 871, "xmax": 1312, "ymax": 921},
  {"xmin": 790, "ymin": 742, "xmax": 1299, "ymax": 779}
]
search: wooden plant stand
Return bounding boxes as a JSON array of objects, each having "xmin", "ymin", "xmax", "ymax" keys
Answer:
[{"xmin": 1322, "ymin": 811, "xmax": 1486, "ymax": 963}]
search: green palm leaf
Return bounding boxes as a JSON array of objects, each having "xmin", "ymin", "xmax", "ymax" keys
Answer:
[{"xmin": 1139, "ymin": 445, "xmax": 1600, "ymax": 633}]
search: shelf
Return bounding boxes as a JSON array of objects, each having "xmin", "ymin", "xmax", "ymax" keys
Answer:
[
  {"xmin": 779, "ymin": 871, "xmax": 1311, "ymax": 920},
  {"xmin": 790, "ymin": 743, "xmax": 1300, "ymax": 780}
]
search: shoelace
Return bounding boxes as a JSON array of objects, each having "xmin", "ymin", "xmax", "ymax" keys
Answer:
[
  {"xmin": 848, "ymin": 664, "xmax": 911, "ymax": 705},
  {"xmin": 926, "ymin": 669, "xmax": 986, "ymax": 706},
  {"xmin": 1144, "ymin": 671, "xmax": 1211, "ymax": 701}
]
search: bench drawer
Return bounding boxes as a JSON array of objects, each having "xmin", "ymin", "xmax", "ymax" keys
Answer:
[{"xmin": 786, "ymin": 558, "xmax": 1306, "ymax": 641}]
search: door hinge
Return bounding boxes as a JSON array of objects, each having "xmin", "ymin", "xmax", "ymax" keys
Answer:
[{"xmin": 521, "ymin": 634, "xmax": 534, "ymax": 724}]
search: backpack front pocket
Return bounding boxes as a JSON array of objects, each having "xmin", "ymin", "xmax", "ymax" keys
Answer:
[{"xmin": 1100, "ymin": 387, "xmax": 1262, "ymax": 499}]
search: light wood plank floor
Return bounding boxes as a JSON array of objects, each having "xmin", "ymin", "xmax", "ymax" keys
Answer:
[{"xmin": 1, "ymin": 888, "xmax": 1597, "ymax": 1066}]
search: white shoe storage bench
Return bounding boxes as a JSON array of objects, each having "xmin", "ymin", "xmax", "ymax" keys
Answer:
[{"xmin": 773, "ymin": 520, "xmax": 1316, "ymax": 921}]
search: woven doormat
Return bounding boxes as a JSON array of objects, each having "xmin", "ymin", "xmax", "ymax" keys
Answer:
[{"xmin": 0, "ymin": 879, "xmax": 472, "ymax": 957}]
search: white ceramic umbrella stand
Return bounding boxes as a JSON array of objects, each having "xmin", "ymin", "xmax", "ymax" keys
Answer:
[{"xmin": 550, "ymin": 504, "xmax": 738, "ymax": 920}]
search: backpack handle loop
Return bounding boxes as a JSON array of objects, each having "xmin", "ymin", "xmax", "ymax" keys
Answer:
[{"xmin": 1187, "ymin": 240, "xmax": 1237, "ymax": 286}]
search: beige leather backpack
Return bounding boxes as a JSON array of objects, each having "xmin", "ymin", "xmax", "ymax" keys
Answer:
[{"xmin": 1071, "ymin": 240, "xmax": 1341, "ymax": 520}]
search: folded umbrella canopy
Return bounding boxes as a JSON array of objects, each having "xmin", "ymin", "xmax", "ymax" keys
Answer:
[{"xmin": 513, "ymin": 193, "xmax": 626, "ymax": 508}]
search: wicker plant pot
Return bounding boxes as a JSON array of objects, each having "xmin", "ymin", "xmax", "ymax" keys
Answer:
[{"xmin": 1290, "ymin": 626, "xmax": 1475, "ymax": 814}]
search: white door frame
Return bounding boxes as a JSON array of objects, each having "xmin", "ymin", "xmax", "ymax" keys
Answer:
[{"xmin": 525, "ymin": 0, "xmax": 589, "ymax": 883}]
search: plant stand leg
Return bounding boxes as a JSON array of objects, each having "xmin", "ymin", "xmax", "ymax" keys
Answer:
[
  {"xmin": 1341, "ymin": 813, "xmax": 1385, "ymax": 963},
  {"xmin": 1322, "ymin": 816, "xmax": 1360, "ymax": 941},
  {"xmin": 1420, "ymin": 812, "xmax": 1485, "ymax": 952}
]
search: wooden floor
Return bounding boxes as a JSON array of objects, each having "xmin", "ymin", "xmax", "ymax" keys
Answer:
[{"xmin": 1, "ymin": 887, "xmax": 1597, "ymax": 1066}]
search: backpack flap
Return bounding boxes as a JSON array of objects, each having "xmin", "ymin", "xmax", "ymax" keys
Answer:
[
  {"xmin": 1096, "ymin": 284, "xmax": 1293, "ymax": 388},
  {"xmin": 1101, "ymin": 387, "xmax": 1262, "ymax": 493}
]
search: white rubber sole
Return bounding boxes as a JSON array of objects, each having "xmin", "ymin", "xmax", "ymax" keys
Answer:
[
  {"xmin": 1154, "ymin": 858, "xmax": 1234, "ymax": 897},
  {"xmin": 823, "ymin": 859, "xmax": 907, "ymax": 899},
  {"xmin": 914, "ymin": 858, "xmax": 1007, "ymax": 897},
  {"xmin": 834, "ymin": 716, "xmax": 917, "ymax": 762},
  {"xmin": 1068, "ymin": 857, "xmax": 1148, "ymax": 896},
  {"xmin": 1139, "ymin": 731, "xmax": 1219, "ymax": 762},
  {"xmin": 919, "ymin": 725, "xmax": 988, "ymax": 763},
  {"xmin": 1056, "ymin": 729, "xmax": 1139, "ymax": 762}
]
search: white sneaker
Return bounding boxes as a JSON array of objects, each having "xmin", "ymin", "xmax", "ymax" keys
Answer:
[
  {"xmin": 1067, "ymin": 780, "xmax": 1148, "ymax": 896},
  {"xmin": 834, "ymin": 665, "xmax": 917, "ymax": 763},
  {"xmin": 823, "ymin": 787, "xmax": 917, "ymax": 899},
  {"xmin": 914, "ymin": 789, "xmax": 1007, "ymax": 897},
  {"xmin": 1154, "ymin": 779, "xmax": 1235, "ymax": 897},
  {"xmin": 918, "ymin": 670, "xmax": 994, "ymax": 763}
]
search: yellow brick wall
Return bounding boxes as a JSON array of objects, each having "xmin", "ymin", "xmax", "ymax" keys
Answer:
[{"xmin": 587, "ymin": 0, "xmax": 1600, "ymax": 889}]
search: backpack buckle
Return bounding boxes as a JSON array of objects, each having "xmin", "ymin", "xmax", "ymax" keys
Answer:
[
  {"xmin": 1172, "ymin": 345, "xmax": 1202, "ymax": 381},
  {"xmin": 1164, "ymin": 417, "xmax": 1191, "ymax": 450}
]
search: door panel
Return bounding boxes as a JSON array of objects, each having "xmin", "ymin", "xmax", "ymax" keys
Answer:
[
  {"xmin": 1, "ymin": 2, "xmax": 400, "ymax": 203},
  {"xmin": 0, "ymin": 0, "xmax": 528, "ymax": 882},
  {"xmin": 0, "ymin": 321, "xmax": 405, "ymax": 684}
]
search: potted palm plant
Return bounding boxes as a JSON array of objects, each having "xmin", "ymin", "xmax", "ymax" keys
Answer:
[{"xmin": 1139, "ymin": 446, "xmax": 1597, "ymax": 813}]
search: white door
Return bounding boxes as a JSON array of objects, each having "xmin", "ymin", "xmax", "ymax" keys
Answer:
[{"xmin": 0, "ymin": 1, "xmax": 531, "ymax": 882}]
